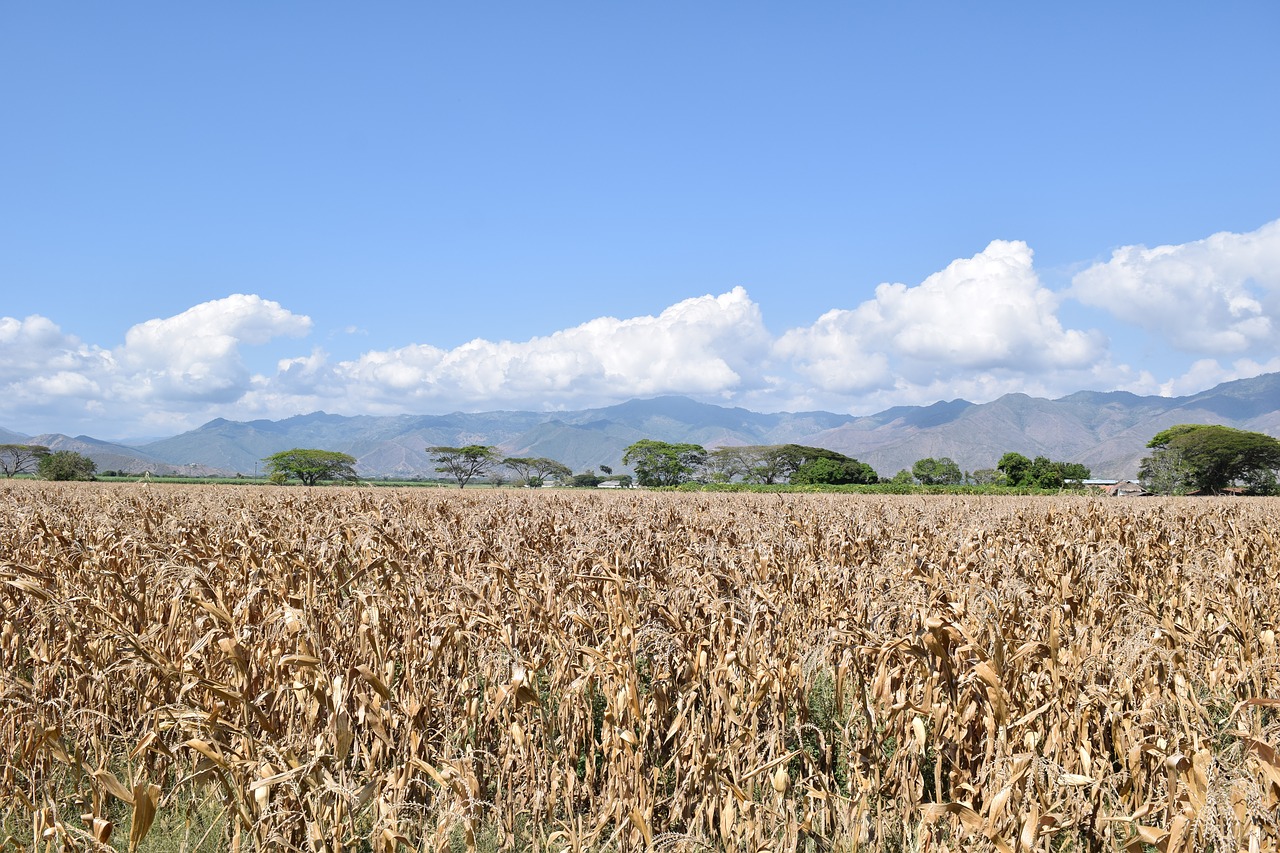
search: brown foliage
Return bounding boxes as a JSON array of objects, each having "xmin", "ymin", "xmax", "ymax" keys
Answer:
[{"xmin": 2, "ymin": 483, "xmax": 1279, "ymax": 851}]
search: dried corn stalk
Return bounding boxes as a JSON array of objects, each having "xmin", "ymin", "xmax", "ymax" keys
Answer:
[{"xmin": 0, "ymin": 482, "xmax": 1277, "ymax": 851}]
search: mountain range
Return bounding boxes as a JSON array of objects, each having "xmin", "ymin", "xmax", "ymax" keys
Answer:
[{"xmin": 6, "ymin": 372, "xmax": 1280, "ymax": 480}]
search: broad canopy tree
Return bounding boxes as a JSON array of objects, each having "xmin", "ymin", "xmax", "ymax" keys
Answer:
[
  {"xmin": 703, "ymin": 444, "xmax": 877, "ymax": 485},
  {"xmin": 1138, "ymin": 444, "xmax": 1193, "ymax": 496},
  {"xmin": 1140, "ymin": 424, "xmax": 1280, "ymax": 494},
  {"xmin": 784, "ymin": 446, "xmax": 877, "ymax": 485},
  {"xmin": 703, "ymin": 447, "xmax": 755, "ymax": 483},
  {"xmin": 263, "ymin": 448, "xmax": 358, "ymax": 485},
  {"xmin": 38, "ymin": 450, "xmax": 97, "ymax": 481},
  {"xmin": 622, "ymin": 440, "xmax": 707, "ymax": 487},
  {"xmin": 997, "ymin": 452, "xmax": 1089, "ymax": 488},
  {"xmin": 912, "ymin": 457, "xmax": 963, "ymax": 486},
  {"xmin": 789, "ymin": 454, "xmax": 878, "ymax": 485},
  {"xmin": 502, "ymin": 456, "xmax": 572, "ymax": 486},
  {"xmin": 996, "ymin": 452, "xmax": 1032, "ymax": 486},
  {"xmin": 742, "ymin": 444, "xmax": 809, "ymax": 484},
  {"xmin": 429, "ymin": 445, "xmax": 499, "ymax": 489},
  {"xmin": 0, "ymin": 444, "xmax": 50, "ymax": 478},
  {"xmin": 762, "ymin": 445, "xmax": 850, "ymax": 484},
  {"xmin": 629, "ymin": 440, "xmax": 876, "ymax": 487}
]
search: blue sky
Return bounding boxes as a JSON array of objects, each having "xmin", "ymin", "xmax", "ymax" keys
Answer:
[{"xmin": 2, "ymin": 3, "xmax": 1279, "ymax": 439}]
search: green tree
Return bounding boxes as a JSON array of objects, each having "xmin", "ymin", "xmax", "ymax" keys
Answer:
[
  {"xmin": 788, "ymin": 450, "xmax": 880, "ymax": 484},
  {"xmin": 622, "ymin": 440, "xmax": 707, "ymax": 487},
  {"xmin": 1059, "ymin": 462, "xmax": 1091, "ymax": 482},
  {"xmin": 0, "ymin": 444, "xmax": 50, "ymax": 478},
  {"xmin": 703, "ymin": 447, "xmax": 754, "ymax": 483},
  {"xmin": 263, "ymin": 449, "xmax": 358, "ymax": 485},
  {"xmin": 1242, "ymin": 466, "xmax": 1279, "ymax": 495},
  {"xmin": 38, "ymin": 450, "xmax": 97, "ymax": 481},
  {"xmin": 570, "ymin": 470, "xmax": 603, "ymax": 488},
  {"xmin": 912, "ymin": 457, "xmax": 963, "ymax": 485},
  {"xmin": 429, "ymin": 445, "xmax": 499, "ymax": 489},
  {"xmin": 706, "ymin": 444, "xmax": 801, "ymax": 484},
  {"xmin": 997, "ymin": 452, "xmax": 1032, "ymax": 486},
  {"xmin": 994, "ymin": 452, "xmax": 1088, "ymax": 488},
  {"xmin": 770, "ymin": 445, "xmax": 848, "ymax": 484},
  {"xmin": 703, "ymin": 444, "xmax": 872, "ymax": 485},
  {"xmin": 1138, "ymin": 444, "xmax": 1193, "ymax": 495},
  {"xmin": 749, "ymin": 445, "xmax": 804, "ymax": 484},
  {"xmin": 1142, "ymin": 424, "xmax": 1280, "ymax": 494},
  {"xmin": 790, "ymin": 455, "xmax": 878, "ymax": 485},
  {"xmin": 1027, "ymin": 456, "xmax": 1063, "ymax": 488},
  {"xmin": 749, "ymin": 444, "xmax": 870, "ymax": 484},
  {"xmin": 502, "ymin": 456, "xmax": 571, "ymax": 486}
]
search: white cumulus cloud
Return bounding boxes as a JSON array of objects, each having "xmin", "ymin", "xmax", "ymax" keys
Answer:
[
  {"xmin": 0, "ymin": 296, "xmax": 311, "ymax": 433},
  {"xmin": 776, "ymin": 240, "xmax": 1106, "ymax": 395},
  {"xmin": 0, "ymin": 316, "xmax": 104, "ymax": 384},
  {"xmin": 115, "ymin": 294, "xmax": 311, "ymax": 403},
  {"xmin": 1152, "ymin": 356, "xmax": 1280, "ymax": 398},
  {"xmin": 1071, "ymin": 218, "xmax": 1280, "ymax": 354},
  {"xmin": 8, "ymin": 221, "xmax": 1280, "ymax": 437},
  {"xmin": 279, "ymin": 287, "xmax": 772, "ymax": 412}
]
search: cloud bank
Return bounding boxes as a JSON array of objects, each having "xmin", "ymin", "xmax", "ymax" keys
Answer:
[
  {"xmin": 3, "ymin": 220, "xmax": 1279, "ymax": 437},
  {"xmin": 777, "ymin": 240, "xmax": 1104, "ymax": 394},
  {"xmin": 303, "ymin": 287, "xmax": 772, "ymax": 410},
  {"xmin": 1072, "ymin": 219, "xmax": 1280, "ymax": 354}
]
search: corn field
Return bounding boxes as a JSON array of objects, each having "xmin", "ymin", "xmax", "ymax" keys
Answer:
[{"xmin": 2, "ymin": 483, "xmax": 1279, "ymax": 852}]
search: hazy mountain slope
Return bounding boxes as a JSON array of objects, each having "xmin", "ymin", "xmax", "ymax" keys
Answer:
[
  {"xmin": 501, "ymin": 399, "xmax": 862, "ymax": 472},
  {"xmin": 505, "ymin": 421, "xmax": 643, "ymax": 473},
  {"xmin": 139, "ymin": 397, "xmax": 863, "ymax": 476},
  {"xmin": 24, "ymin": 434, "xmax": 230, "ymax": 476},
  {"xmin": 794, "ymin": 375, "xmax": 1280, "ymax": 479},
  {"xmin": 141, "ymin": 410, "xmax": 549, "ymax": 475},
  {"xmin": 567, "ymin": 396, "xmax": 850, "ymax": 442},
  {"xmin": 804, "ymin": 394, "xmax": 1096, "ymax": 476},
  {"xmin": 7, "ymin": 372, "xmax": 1278, "ymax": 481},
  {"xmin": 1080, "ymin": 373, "xmax": 1280, "ymax": 476},
  {"xmin": 1176, "ymin": 372, "xmax": 1280, "ymax": 420}
]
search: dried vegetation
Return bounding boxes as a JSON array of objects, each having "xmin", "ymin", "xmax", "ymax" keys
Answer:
[{"xmin": 2, "ymin": 483, "xmax": 1279, "ymax": 851}]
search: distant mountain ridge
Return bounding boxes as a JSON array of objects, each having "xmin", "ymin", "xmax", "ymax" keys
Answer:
[
  {"xmin": 808, "ymin": 373, "xmax": 1280, "ymax": 477},
  {"xmin": 4, "ymin": 373, "xmax": 1279, "ymax": 480},
  {"xmin": 14, "ymin": 433, "xmax": 228, "ymax": 477}
]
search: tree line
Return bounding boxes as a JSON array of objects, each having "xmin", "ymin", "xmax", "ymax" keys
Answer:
[
  {"xmin": 251, "ymin": 427, "xmax": 1280, "ymax": 492},
  {"xmin": 620, "ymin": 441, "xmax": 878, "ymax": 487},
  {"xmin": 0, "ymin": 444, "xmax": 97, "ymax": 481},
  {"xmin": 424, "ymin": 446, "xmax": 635, "ymax": 489},
  {"xmin": 618, "ymin": 441, "xmax": 1100, "ymax": 488},
  {"xmin": 0, "ymin": 441, "xmax": 1096, "ymax": 488},
  {"xmin": 259, "ymin": 446, "xmax": 632, "ymax": 489},
  {"xmin": 10, "ymin": 422, "xmax": 1279, "ymax": 493}
]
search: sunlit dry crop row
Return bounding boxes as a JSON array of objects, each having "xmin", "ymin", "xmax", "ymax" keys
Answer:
[{"xmin": 2, "ymin": 483, "xmax": 1279, "ymax": 851}]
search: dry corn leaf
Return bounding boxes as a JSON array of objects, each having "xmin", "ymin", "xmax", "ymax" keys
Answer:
[
  {"xmin": 93, "ymin": 769, "xmax": 135, "ymax": 804},
  {"xmin": 127, "ymin": 782, "xmax": 160, "ymax": 852}
]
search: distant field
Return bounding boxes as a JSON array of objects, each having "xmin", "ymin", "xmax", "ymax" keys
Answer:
[{"xmin": 2, "ymin": 483, "xmax": 1278, "ymax": 851}]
